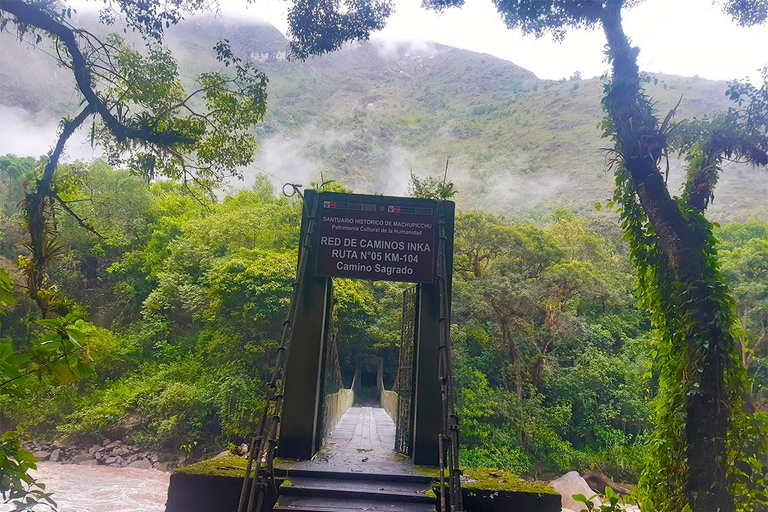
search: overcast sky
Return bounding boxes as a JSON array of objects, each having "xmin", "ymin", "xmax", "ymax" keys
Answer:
[{"xmin": 224, "ymin": 0, "xmax": 768, "ymax": 83}]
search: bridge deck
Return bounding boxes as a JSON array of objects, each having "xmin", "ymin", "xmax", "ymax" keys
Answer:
[{"xmin": 288, "ymin": 406, "xmax": 422, "ymax": 476}]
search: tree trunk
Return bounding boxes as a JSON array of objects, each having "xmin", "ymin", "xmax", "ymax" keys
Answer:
[
  {"xmin": 601, "ymin": 5, "xmax": 735, "ymax": 512},
  {"xmin": 24, "ymin": 187, "xmax": 50, "ymax": 318},
  {"xmin": 22, "ymin": 107, "xmax": 91, "ymax": 318}
]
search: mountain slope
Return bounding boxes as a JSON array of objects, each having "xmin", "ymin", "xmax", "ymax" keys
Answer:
[{"xmin": 0, "ymin": 14, "xmax": 765, "ymax": 221}]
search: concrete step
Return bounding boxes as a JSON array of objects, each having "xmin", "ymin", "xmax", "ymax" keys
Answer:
[
  {"xmin": 284, "ymin": 476, "xmax": 432, "ymax": 496},
  {"xmin": 275, "ymin": 495, "xmax": 435, "ymax": 512},
  {"xmin": 280, "ymin": 482, "xmax": 434, "ymax": 503},
  {"xmin": 285, "ymin": 469, "xmax": 433, "ymax": 485},
  {"xmin": 275, "ymin": 469, "xmax": 437, "ymax": 512}
]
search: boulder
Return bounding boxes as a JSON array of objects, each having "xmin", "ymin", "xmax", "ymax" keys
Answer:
[
  {"xmin": 128, "ymin": 458, "xmax": 152, "ymax": 469},
  {"xmin": 49, "ymin": 449, "xmax": 61, "ymax": 462},
  {"xmin": 104, "ymin": 440, "xmax": 122, "ymax": 450},
  {"xmin": 72, "ymin": 453, "xmax": 94, "ymax": 464},
  {"xmin": 548, "ymin": 471, "xmax": 601, "ymax": 511},
  {"xmin": 111, "ymin": 445, "xmax": 130, "ymax": 457},
  {"xmin": 33, "ymin": 451, "xmax": 51, "ymax": 461}
]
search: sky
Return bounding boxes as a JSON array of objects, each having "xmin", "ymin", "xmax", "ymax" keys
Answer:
[{"xmin": 223, "ymin": 0, "xmax": 768, "ymax": 83}]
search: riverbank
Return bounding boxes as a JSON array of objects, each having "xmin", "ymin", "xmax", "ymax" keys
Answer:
[
  {"xmin": 23, "ymin": 438, "xmax": 182, "ymax": 471},
  {"xmin": 0, "ymin": 462, "xmax": 170, "ymax": 512}
]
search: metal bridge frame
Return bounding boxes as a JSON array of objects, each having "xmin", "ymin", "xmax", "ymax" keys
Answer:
[
  {"xmin": 278, "ymin": 190, "xmax": 454, "ymax": 466},
  {"xmin": 239, "ymin": 190, "xmax": 462, "ymax": 512}
]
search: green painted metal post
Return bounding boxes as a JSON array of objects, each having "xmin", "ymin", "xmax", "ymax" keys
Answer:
[
  {"xmin": 412, "ymin": 201, "xmax": 455, "ymax": 466},
  {"xmin": 279, "ymin": 190, "xmax": 333, "ymax": 460}
]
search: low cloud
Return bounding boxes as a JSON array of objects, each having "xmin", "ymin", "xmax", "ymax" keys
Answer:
[{"xmin": 0, "ymin": 105, "xmax": 102, "ymax": 161}]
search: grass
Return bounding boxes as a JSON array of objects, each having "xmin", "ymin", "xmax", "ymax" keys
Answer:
[
  {"xmin": 174, "ymin": 455, "xmax": 301, "ymax": 478},
  {"xmin": 173, "ymin": 455, "xmax": 250, "ymax": 477}
]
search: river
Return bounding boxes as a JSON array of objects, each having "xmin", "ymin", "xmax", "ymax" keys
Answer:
[{"xmin": 0, "ymin": 462, "xmax": 170, "ymax": 512}]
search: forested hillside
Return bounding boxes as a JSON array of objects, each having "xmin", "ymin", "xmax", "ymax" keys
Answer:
[
  {"xmin": 1, "ymin": 155, "xmax": 766, "ymax": 483},
  {"xmin": 1, "ymin": 15, "xmax": 766, "ymax": 221}
]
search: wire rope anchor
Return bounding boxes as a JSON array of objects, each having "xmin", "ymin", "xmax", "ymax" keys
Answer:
[{"xmin": 282, "ymin": 182, "xmax": 304, "ymax": 199}]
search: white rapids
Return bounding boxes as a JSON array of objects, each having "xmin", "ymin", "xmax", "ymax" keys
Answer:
[{"xmin": 0, "ymin": 462, "xmax": 170, "ymax": 512}]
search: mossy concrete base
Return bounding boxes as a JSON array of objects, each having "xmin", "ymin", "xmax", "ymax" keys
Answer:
[
  {"xmin": 165, "ymin": 456, "xmax": 285, "ymax": 512},
  {"xmin": 166, "ymin": 458, "xmax": 560, "ymax": 512},
  {"xmin": 460, "ymin": 488, "xmax": 561, "ymax": 512},
  {"xmin": 424, "ymin": 468, "xmax": 561, "ymax": 512}
]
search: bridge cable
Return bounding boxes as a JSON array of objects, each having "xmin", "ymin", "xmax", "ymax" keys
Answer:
[
  {"xmin": 436, "ymin": 201, "xmax": 464, "ymax": 512},
  {"xmin": 237, "ymin": 190, "xmax": 319, "ymax": 512}
]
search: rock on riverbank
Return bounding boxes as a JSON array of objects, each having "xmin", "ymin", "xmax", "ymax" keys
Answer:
[{"xmin": 26, "ymin": 439, "xmax": 175, "ymax": 471}]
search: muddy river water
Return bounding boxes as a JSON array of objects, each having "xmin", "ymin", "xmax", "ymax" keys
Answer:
[{"xmin": 0, "ymin": 462, "xmax": 170, "ymax": 512}]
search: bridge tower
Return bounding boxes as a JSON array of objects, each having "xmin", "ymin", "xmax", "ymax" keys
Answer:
[
  {"xmin": 237, "ymin": 190, "xmax": 462, "ymax": 512},
  {"xmin": 279, "ymin": 190, "xmax": 453, "ymax": 466}
]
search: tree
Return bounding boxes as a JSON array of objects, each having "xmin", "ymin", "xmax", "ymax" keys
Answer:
[
  {"xmin": 408, "ymin": 171, "xmax": 458, "ymax": 201},
  {"xmin": 0, "ymin": 1, "xmax": 268, "ymax": 317},
  {"xmin": 719, "ymin": 220, "xmax": 768, "ymax": 403},
  {"xmin": 454, "ymin": 212, "xmax": 515, "ymax": 279},
  {"xmin": 442, "ymin": 4, "xmax": 767, "ymax": 511}
]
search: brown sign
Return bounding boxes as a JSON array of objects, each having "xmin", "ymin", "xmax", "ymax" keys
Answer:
[{"xmin": 314, "ymin": 193, "xmax": 438, "ymax": 283}]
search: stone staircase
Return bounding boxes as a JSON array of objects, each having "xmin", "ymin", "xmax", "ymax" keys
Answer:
[{"xmin": 275, "ymin": 469, "xmax": 436, "ymax": 512}]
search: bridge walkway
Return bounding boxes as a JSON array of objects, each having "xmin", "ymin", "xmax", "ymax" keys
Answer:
[
  {"xmin": 289, "ymin": 405, "xmax": 420, "ymax": 475},
  {"xmin": 275, "ymin": 406, "xmax": 434, "ymax": 512}
]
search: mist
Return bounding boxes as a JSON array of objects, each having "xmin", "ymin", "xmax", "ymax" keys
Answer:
[{"xmin": 0, "ymin": 105, "xmax": 102, "ymax": 162}]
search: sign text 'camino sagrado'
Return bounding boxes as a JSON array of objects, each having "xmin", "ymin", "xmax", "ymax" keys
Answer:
[{"xmin": 315, "ymin": 193, "xmax": 437, "ymax": 283}]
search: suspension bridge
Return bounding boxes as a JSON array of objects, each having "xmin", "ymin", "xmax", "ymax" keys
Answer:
[
  {"xmin": 235, "ymin": 190, "xmax": 463, "ymax": 512},
  {"xmin": 163, "ymin": 190, "xmax": 563, "ymax": 512}
]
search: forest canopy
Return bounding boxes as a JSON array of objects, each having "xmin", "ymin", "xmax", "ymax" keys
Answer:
[{"xmin": 1, "ymin": 157, "xmax": 766, "ymax": 495}]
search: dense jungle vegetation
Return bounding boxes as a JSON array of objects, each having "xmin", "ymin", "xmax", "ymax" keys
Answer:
[{"xmin": 1, "ymin": 154, "xmax": 766, "ymax": 485}]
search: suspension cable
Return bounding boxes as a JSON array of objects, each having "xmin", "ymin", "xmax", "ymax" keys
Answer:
[
  {"xmin": 237, "ymin": 191, "xmax": 318, "ymax": 512},
  {"xmin": 436, "ymin": 201, "xmax": 463, "ymax": 512}
]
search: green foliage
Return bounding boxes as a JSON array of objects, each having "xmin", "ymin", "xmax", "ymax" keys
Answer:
[
  {"xmin": 95, "ymin": 35, "xmax": 268, "ymax": 185},
  {"xmin": 0, "ymin": 152, "xmax": 765, "ymax": 501},
  {"xmin": 287, "ymin": 0, "xmax": 393, "ymax": 59},
  {"xmin": 0, "ymin": 274, "xmax": 43, "ymax": 509},
  {"xmin": 731, "ymin": 412, "xmax": 768, "ymax": 512},
  {"xmin": 450, "ymin": 210, "xmax": 651, "ymax": 479},
  {"xmin": 407, "ymin": 171, "xmax": 458, "ymax": 201},
  {"xmin": 0, "ymin": 269, "xmax": 14, "ymax": 328},
  {"xmin": 0, "ymin": 428, "xmax": 55, "ymax": 511},
  {"xmin": 718, "ymin": 219, "xmax": 768, "ymax": 403}
]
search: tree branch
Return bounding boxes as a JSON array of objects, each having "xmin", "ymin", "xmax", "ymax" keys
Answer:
[
  {"xmin": 0, "ymin": 0, "xmax": 196, "ymax": 147},
  {"xmin": 40, "ymin": 105, "xmax": 94, "ymax": 195},
  {"xmin": 53, "ymin": 195, "xmax": 106, "ymax": 239}
]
